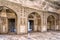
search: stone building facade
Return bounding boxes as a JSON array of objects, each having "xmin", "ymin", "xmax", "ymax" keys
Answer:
[{"xmin": 0, "ymin": 0, "xmax": 60, "ymax": 34}]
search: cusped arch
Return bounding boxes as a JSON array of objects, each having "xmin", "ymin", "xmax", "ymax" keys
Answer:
[
  {"xmin": 5, "ymin": 6, "xmax": 17, "ymax": 17},
  {"xmin": 47, "ymin": 15, "xmax": 55, "ymax": 21},
  {"xmin": 0, "ymin": 1, "xmax": 18, "ymax": 16},
  {"xmin": 0, "ymin": 6, "xmax": 18, "ymax": 19},
  {"xmin": 47, "ymin": 15, "xmax": 56, "ymax": 20},
  {"xmin": 28, "ymin": 12, "xmax": 41, "ymax": 18}
]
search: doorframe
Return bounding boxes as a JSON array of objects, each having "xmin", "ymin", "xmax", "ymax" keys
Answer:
[
  {"xmin": 8, "ymin": 18, "xmax": 17, "ymax": 34},
  {"xmin": 28, "ymin": 19, "xmax": 34, "ymax": 32}
]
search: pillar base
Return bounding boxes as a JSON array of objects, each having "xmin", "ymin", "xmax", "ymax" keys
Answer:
[
  {"xmin": 41, "ymin": 25, "xmax": 47, "ymax": 32},
  {"xmin": 17, "ymin": 25, "xmax": 28, "ymax": 34}
]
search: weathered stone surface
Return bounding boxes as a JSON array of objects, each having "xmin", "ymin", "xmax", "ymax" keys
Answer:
[
  {"xmin": 0, "ymin": 31, "xmax": 60, "ymax": 40},
  {"xmin": 6, "ymin": 0, "xmax": 58, "ymax": 12},
  {"xmin": 0, "ymin": 0, "xmax": 60, "ymax": 34}
]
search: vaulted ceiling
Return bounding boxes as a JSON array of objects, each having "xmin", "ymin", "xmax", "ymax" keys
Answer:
[{"xmin": 2, "ymin": 0, "xmax": 60, "ymax": 14}]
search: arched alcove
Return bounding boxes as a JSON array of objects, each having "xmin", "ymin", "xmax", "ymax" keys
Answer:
[
  {"xmin": 0, "ymin": 6, "xmax": 17, "ymax": 34},
  {"xmin": 47, "ymin": 15, "xmax": 55, "ymax": 31},
  {"xmin": 28, "ymin": 12, "xmax": 41, "ymax": 32}
]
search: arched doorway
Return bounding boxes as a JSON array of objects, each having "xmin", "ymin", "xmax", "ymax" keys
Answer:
[
  {"xmin": 8, "ymin": 12, "xmax": 17, "ymax": 34},
  {"xmin": 0, "ymin": 6, "xmax": 17, "ymax": 34},
  {"xmin": 28, "ymin": 12, "xmax": 41, "ymax": 32},
  {"xmin": 47, "ymin": 15, "xmax": 55, "ymax": 31}
]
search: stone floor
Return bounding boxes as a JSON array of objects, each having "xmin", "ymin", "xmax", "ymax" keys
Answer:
[{"xmin": 0, "ymin": 31, "xmax": 60, "ymax": 40}]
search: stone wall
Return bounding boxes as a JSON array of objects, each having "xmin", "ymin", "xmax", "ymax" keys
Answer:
[{"xmin": 0, "ymin": 0, "xmax": 59, "ymax": 34}]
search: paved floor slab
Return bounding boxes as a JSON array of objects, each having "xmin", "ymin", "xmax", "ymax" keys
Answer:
[{"xmin": 0, "ymin": 31, "xmax": 60, "ymax": 40}]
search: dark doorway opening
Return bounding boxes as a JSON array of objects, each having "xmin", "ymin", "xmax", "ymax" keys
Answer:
[
  {"xmin": 8, "ymin": 19, "xmax": 16, "ymax": 33},
  {"xmin": 28, "ymin": 20, "xmax": 34, "ymax": 32}
]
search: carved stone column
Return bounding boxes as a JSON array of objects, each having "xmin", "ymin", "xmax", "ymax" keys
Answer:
[
  {"xmin": 16, "ymin": 7, "xmax": 28, "ymax": 34},
  {"xmin": 0, "ymin": 7, "xmax": 8, "ymax": 33},
  {"xmin": 0, "ymin": 16, "xmax": 2, "ymax": 33},
  {"xmin": 55, "ymin": 17, "xmax": 59, "ymax": 30},
  {"xmin": 34, "ymin": 18, "xmax": 38, "ymax": 32},
  {"xmin": 16, "ymin": 16, "xmax": 20, "ymax": 34},
  {"xmin": 18, "ymin": 18, "xmax": 27, "ymax": 34},
  {"xmin": 37, "ymin": 19, "xmax": 41, "ymax": 31},
  {"xmin": 58, "ymin": 15, "xmax": 60, "ymax": 30},
  {"xmin": 41, "ymin": 13, "xmax": 47, "ymax": 32}
]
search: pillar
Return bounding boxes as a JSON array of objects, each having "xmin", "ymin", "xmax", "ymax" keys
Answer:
[
  {"xmin": 41, "ymin": 13, "xmax": 47, "ymax": 32},
  {"xmin": 17, "ymin": 7, "xmax": 28, "ymax": 34},
  {"xmin": 0, "ymin": 7, "xmax": 8, "ymax": 33},
  {"xmin": 55, "ymin": 17, "xmax": 59, "ymax": 30},
  {"xmin": 34, "ymin": 18, "xmax": 38, "ymax": 31},
  {"xmin": 19, "ymin": 18, "xmax": 27, "ymax": 34},
  {"xmin": 16, "ymin": 16, "xmax": 20, "ymax": 34},
  {"xmin": 37, "ymin": 19, "xmax": 41, "ymax": 31},
  {"xmin": 16, "ymin": 16, "xmax": 28, "ymax": 34}
]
